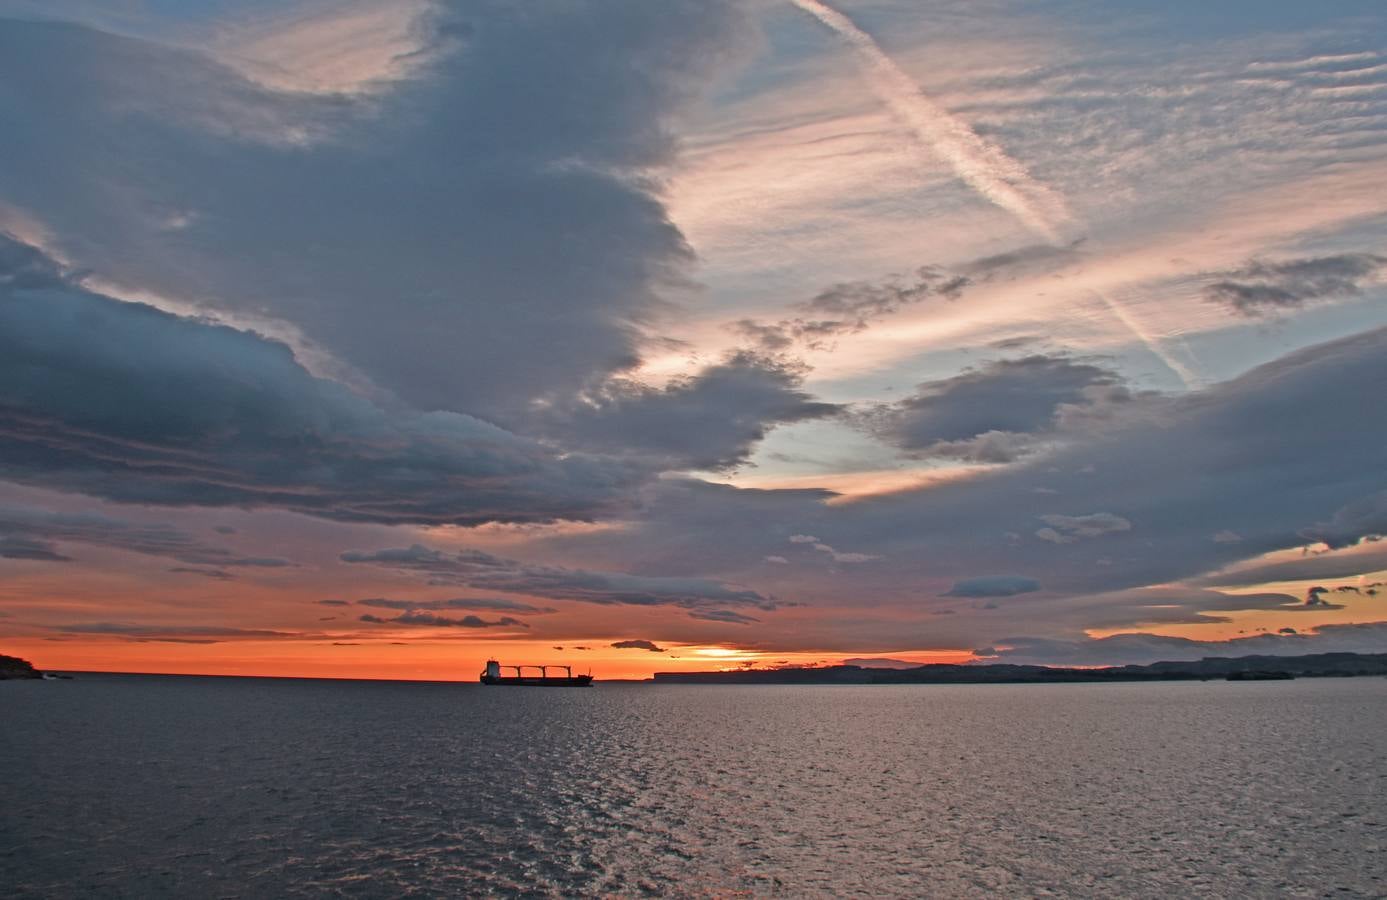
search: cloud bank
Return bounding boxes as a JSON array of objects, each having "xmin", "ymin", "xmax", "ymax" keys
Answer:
[
  {"xmin": 981, "ymin": 622, "xmax": 1387, "ymax": 667},
  {"xmin": 0, "ymin": 234, "xmax": 640, "ymax": 526},
  {"xmin": 0, "ymin": 5, "xmax": 748, "ymax": 422},
  {"xmin": 340, "ymin": 544, "xmax": 778, "ymax": 612},
  {"xmin": 0, "ymin": 505, "xmax": 291, "ymax": 568}
]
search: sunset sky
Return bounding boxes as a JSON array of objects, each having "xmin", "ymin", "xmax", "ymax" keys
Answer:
[{"xmin": 2, "ymin": 0, "xmax": 1385, "ymax": 680}]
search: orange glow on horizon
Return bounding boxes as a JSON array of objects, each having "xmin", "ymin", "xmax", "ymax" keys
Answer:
[{"xmin": 3, "ymin": 637, "xmax": 977, "ymax": 682}]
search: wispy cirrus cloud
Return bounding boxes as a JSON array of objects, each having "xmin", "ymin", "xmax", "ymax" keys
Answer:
[
  {"xmin": 665, "ymin": 21, "xmax": 1387, "ymax": 392},
  {"xmin": 788, "ymin": 0, "xmax": 1069, "ymax": 240}
]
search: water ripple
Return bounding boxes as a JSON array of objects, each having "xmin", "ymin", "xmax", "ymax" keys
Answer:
[{"xmin": 3, "ymin": 677, "xmax": 1385, "ymax": 897}]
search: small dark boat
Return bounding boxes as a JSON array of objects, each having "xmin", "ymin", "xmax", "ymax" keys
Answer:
[{"xmin": 480, "ymin": 659, "xmax": 593, "ymax": 687}]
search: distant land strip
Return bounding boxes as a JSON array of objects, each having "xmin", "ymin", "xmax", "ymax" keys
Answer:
[{"xmin": 651, "ymin": 652, "xmax": 1387, "ymax": 684}]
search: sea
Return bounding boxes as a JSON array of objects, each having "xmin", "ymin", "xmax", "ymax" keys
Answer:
[{"xmin": 3, "ymin": 674, "xmax": 1384, "ymax": 898}]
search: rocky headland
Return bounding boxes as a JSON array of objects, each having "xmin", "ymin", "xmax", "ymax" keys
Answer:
[{"xmin": 0, "ymin": 653, "xmax": 42, "ymax": 680}]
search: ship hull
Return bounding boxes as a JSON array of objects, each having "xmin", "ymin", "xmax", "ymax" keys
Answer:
[{"xmin": 480, "ymin": 674, "xmax": 593, "ymax": 687}]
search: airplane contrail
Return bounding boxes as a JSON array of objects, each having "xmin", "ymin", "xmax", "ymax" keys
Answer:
[
  {"xmin": 1092, "ymin": 290, "xmax": 1200, "ymax": 389},
  {"xmin": 789, "ymin": 0, "xmax": 1068, "ymax": 241}
]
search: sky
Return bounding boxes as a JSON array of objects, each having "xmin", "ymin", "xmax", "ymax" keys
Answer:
[{"xmin": 1, "ymin": 0, "xmax": 1385, "ymax": 680}]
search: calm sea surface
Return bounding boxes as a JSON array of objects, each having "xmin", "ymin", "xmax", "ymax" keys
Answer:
[{"xmin": 2, "ymin": 674, "xmax": 1384, "ymax": 897}]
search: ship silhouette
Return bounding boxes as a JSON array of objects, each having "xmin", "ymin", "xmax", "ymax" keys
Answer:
[{"xmin": 480, "ymin": 659, "xmax": 593, "ymax": 687}]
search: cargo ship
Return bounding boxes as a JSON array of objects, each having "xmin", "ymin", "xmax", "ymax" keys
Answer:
[{"xmin": 480, "ymin": 659, "xmax": 593, "ymax": 687}]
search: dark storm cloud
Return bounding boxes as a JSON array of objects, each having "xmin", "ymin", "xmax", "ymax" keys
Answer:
[
  {"xmin": 315, "ymin": 600, "xmax": 351, "ymax": 607},
  {"xmin": 0, "ymin": 3, "xmax": 747, "ymax": 423},
  {"xmin": 357, "ymin": 597, "xmax": 556, "ymax": 613},
  {"xmin": 358, "ymin": 612, "xmax": 528, "ymax": 629},
  {"xmin": 859, "ymin": 355, "xmax": 1131, "ymax": 462},
  {"xmin": 979, "ymin": 621, "xmax": 1387, "ymax": 666},
  {"xmin": 340, "ymin": 544, "xmax": 776, "ymax": 611},
  {"xmin": 611, "ymin": 639, "xmax": 665, "ymax": 652},
  {"xmin": 531, "ymin": 353, "xmax": 841, "ymax": 470},
  {"xmin": 0, "ymin": 238, "xmax": 640, "ymax": 525},
  {"xmin": 1203, "ymin": 253, "xmax": 1387, "ymax": 316},
  {"xmin": 0, "ymin": 506, "xmax": 292, "ymax": 568},
  {"xmin": 941, "ymin": 576, "xmax": 1041, "ymax": 598}
]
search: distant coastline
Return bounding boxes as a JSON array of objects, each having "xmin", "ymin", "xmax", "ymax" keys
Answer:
[
  {"xmin": 9, "ymin": 651, "xmax": 1386, "ymax": 685},
  {"xmin": 652, "ymin": 652, "xmax": 1387, "ymax": 685}
]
